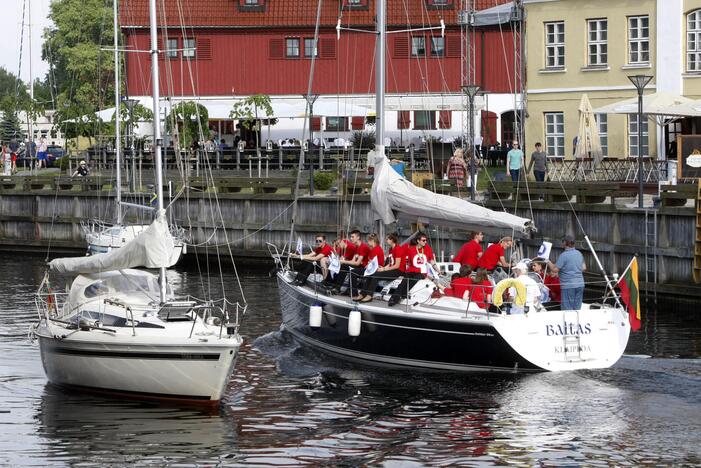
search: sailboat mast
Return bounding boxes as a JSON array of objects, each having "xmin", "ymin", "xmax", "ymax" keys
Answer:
[
  {"xmin": 28, "ymin": 0, "xmax": 34, "ymax": 166},
  {"xmin": 148, "ymin": 0, "xmax": 167, "ymax": 303},
  {"xmin": 375, "ymin": 0, "xmax": 386, "ymax": 150},
  {"xmin": 113, "ymin": 0, "xmax": 122, "ymax": 223}
]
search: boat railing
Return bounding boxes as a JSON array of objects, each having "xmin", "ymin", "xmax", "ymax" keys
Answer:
[{"xmin": 35, "ymin": 289, "xmax": 70, "ymax": 321}]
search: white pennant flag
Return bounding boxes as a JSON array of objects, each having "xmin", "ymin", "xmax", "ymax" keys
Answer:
[
  {"xmin": 364, "ymin": 256, "xmax": 379, "ymax": 276},
  {"xmin": 426, "ymin": 262, "xmax": 439, "ymax": 279},
  {"xmin": 296, "ymin": 237, "xmax": 304, "ymax": 256},
  {"xmin": 328, "ymin": 252, "xmax": 341, "ymax": 277},
  {"xmin": 537, "ymin": 241, "xmax": 553, "ymax": 260}
]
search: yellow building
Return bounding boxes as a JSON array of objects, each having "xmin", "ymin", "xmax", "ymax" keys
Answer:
[{"xmin": 524, "ymin": 0, "xmax": 701, "ymax": 160}]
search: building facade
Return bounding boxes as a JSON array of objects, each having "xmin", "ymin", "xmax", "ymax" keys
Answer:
[{"xmin": 525, "ymin": 0, "xmax": 701, "ymax": 161}]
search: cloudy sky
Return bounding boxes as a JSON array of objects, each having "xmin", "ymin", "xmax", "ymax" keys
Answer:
[{"xmin": 2, "ymin": 0, "xmax": 53, "ymax": 84}]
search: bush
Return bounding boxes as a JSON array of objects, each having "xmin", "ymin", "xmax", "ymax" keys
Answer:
[
  {"xmin": 313, "ymin": 171, "xmax": 336, "ymax": 191},
  {"xmin": 350, "ymin": 130, "xmax": 376, "ymax": 149},
  {"xmin": 56, "ymin": 156, "xmax": 70, "ymax": 171}
]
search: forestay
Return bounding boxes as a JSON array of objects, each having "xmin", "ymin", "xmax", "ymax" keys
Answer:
[
  {"xmin": 49, "ymin": 213, "xmax": 174, "ymax": 274},
  {"xmin": 370, "ymin": 153, "xmax": 534, "ymax": 234}
]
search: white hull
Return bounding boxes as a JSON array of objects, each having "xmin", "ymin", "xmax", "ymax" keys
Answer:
[{"xmin": 35, "ymin": 321, "xmax": 241, "ymax": 402}]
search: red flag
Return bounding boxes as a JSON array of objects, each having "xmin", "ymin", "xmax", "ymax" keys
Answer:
[{"xmin": 617, "ymin": 257, "xmax": 641, "ymax": 331}]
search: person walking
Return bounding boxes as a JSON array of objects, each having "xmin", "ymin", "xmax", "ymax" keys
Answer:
[
  {"xmin": 528, "ymin": 142, "xmax": 547, "ymax": 182},
  {"xmin": 506, "ymin": 140, "xmax": 524, "ymax": 182},
  {"xmin": 548, "ymin": 235, "xmax": 586, "ymax": 310}
]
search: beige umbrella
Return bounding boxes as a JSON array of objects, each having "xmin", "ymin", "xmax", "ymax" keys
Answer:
[
  {"xmin": 574, "ymin": 94, "xmax": 603, "ymax": 164},
  {"xmin": 592, "ymin": 91, "xmax": 692, "ymax": 116}
]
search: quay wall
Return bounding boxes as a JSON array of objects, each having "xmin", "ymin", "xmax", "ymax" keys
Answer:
[{"xmin": 0, "ymin": 191, "xmax": 693, "ymax": 296}]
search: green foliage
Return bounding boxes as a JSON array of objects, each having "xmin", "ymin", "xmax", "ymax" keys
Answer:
[
  {"xmin": 229, "ymin": 94, "xmax": 274, "ymax": 125},
  {"xmin": 107, "ymin": 101, "xmax": 154, "ymax": 138},
  {"xmin": 56, "ymin": 155, "xmax": 70, "ymax": 171},
  {"xmin": 350, "ymin": 130, "xmax": 376, "ymax": 149},
  {"xmin": 165, "ymin": 101, "xmax": 209, "ymax": 148},
  {"xmin": 313, "ymin": 171, "xmax": 336, "ymax": 191},
  {"xmin": 0, "ymin": 96, "xmax": 24, "ymax": 143}
]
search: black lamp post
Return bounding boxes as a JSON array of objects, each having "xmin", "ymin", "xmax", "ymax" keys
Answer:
[
  {"xmin": 462, "ymin": 84, "xmax": 480, "ymax": 201},
  {"xmin": 628, "ymin": 75, "xmax": 653, "ymax": 209}
]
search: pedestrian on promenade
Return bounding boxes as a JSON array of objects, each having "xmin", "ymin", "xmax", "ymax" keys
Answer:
[
  {"xmin": 528, "ymin": 142, "xmax": 547, "ymax": 182},
  {"xmin": 506, "ymin": 140, "xmax": 524, "ymax": 182}
]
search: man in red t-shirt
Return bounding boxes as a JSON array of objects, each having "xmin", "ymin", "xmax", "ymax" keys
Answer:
[
  {"xmin": 293, "ymin": 234, "xmax": 334, "ymax": 285},
  {"xmin": 329, "ymin": 229, "xmax": 370, "ymax": 294},
  {"xmin": 358, "ymin": 233, "xmax": 405, "ymax": 302},
  {"xmin": 388, "ymin": 232, "xmax": 438, "ymax": 307},
  {"xmin": 477, "ymin": 236, "xmax": 512, "ymax": 271},
  {"xmin": 452, "ymin": 231, "xmax": 484, "ymax": 269}
]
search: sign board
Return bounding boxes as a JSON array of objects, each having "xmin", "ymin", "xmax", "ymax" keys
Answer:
[{"xmin": 677, "ymin": 135, "xmax": 701, "ymax": 179}]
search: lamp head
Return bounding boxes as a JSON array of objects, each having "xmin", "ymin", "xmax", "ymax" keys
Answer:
[{"xmin": 628, "ymin": 75, "xmax": 653, "ymax": 93}]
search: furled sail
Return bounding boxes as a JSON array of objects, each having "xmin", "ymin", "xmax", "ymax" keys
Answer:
[
  {"xmin": 49, "ymin": 213, "xmax": 175, "ymax": 274},
  {"xmin": 370, "ymin": 153, "xmax": 534, "ymax": 234}
]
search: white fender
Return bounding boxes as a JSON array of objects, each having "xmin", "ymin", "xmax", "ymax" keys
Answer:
[
  {"xmin": 348, "ymin": 310, "xmax": 361, "ymax": 337},
  {"xmin": 309, "ymin": 305, "xmax": 323, "ymax": 328}
]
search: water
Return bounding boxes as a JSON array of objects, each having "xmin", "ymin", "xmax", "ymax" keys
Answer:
[{"xmin": 0, "ymin": 255, "xmax": 699, "ymax": 466}]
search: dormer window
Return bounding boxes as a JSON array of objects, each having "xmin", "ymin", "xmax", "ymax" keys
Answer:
[
  {"xmin": 341, "ymin": 0, "xmax": 368, "ymax": 11},
  {"xmin": 238, "ymin": 0, "xmax": 266, "ymax": 12},
  {"xmin": 426, "ymin": 0, "xmax": 454, "ymax": 10}
]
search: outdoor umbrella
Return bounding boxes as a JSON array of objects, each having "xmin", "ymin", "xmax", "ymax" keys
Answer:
[
  {"xmin": 592, "ymin": 91, "xmax": 693, "ymax": 117},
  {"xmin": 574, "ymin": 94, "xmax": 603, "ymax": 164}
]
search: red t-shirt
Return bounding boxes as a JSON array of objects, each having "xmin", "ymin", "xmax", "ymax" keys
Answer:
[
  {"xmin": 446, "ymin": 276, "xmax": 472, "ymax": 299},
  {"xmin": 388, "ymin": 244, "xmax": 407, "ymax": 272},
  {"xmin": 477, "ymin": 243, "xmax": 505, "ymax": 270},
  {"xmin": 406, "ymin": 244, "xmax": 435, "ymax": 275},
  {"xmin": 544, "ymin": 274, "xmax": 561, "ymax": 302},
  {"xmin": 452, "ymin": 240, "xmax": 483, "ymax": 268},
  {"xmin": 336, "ymin": 239, "xmax": 356, "ymax": 260},
  {"xmin": 355, "ymin": 242, "xmax": 372, "ymax": 267},
  {"xmin": 367, "ymin": 245, "xmax": 385, "ymax": 267},
  {"xmin": 468, "ymin": 280, "xmax": 493, "ymax": 309},
  {"xmin": 314, "ymin": 243, "xmax": 333, "ymax": 257}
]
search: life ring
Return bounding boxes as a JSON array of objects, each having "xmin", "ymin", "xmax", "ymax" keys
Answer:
[{"xmin": 492, "ymin": 278, "xmax": 527, "ymax": 307}]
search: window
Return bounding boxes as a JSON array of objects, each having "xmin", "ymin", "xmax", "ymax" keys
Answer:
[
  {"xmin": 426, "ymin": 0, "xmax": 453, "ymax": 9},
  {"xmin": 286, "ymin": 38, "xmax": 300, "ymax": 58},
  {"xmin": 438, "ymin": 111, "xmax": 451, "ymax": 129},
  {"xmin": 628, "ymin": 16, "xmax": 649, "ymax": 64},
  {"xmin": 326, "ymin": 116, "xmax": 348, "ymax": 132},
  {"xmin": 595, "ymin": 114, "xmax": 607, "ymax": 156},
  {"xmin": 544, "ymin": 112, "xmax": 564, "ymax": 157},
  {"xmin": 341, "ymin": 0, "xmax": 368, "ymax": 9},
  {"xmin": 628, "ymin": 115, "xmax": 649, "ymax": 157},
  {"xmin": 411, "ymin": 37, "xmax": 426, "ymax": 57},
  {"xmin": 430, "ymin": 37, "xmax": 445, "ymax": 57},
  {"xmin": 243, "ymin": 0, "xmax": 260, "ymax": 4},
  {"xmin": 183, "ymin": 38, "xmax": 195, "ymax": 58},
  {"xmin": 545, "ymin": 22, "xmax": 565, "ymax": 68},
  {"xmin": 397, "ymin": 111, "xmax": 410, "ymax": 129},
  {"xmin": 587, "ymin": 19, "xmax": 607, "ymax": 66},
  {"xmin": 414, "ymin": 111, "xmax": 436, "ymax": 130},
  {"xmin": 304, "ymin": 38, "xmax": 318, "ymax": 58},
  {"xmin": 166, "ymin": 38, "xmax": 178, "ymax": 58},
  {"xmin": 688, "ymin": 10, "xmax": 701, "ymax": 71}
]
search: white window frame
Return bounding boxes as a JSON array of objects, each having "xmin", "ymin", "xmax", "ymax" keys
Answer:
[
  {"xmin": 286, "ymin": 38, "xmax": 300, "ymax": 58},
  {"xmin": 166, "ymin": 38, "xmax": 178, "ymax": 58},
  {"xmin": 430, "ymin": 37, "xmax": 445, "ymax": 57},
  {"xmin": 544, "ymin": 112, "xmax": 564, "ymax": 157},
  {"xmin": 304, "ymin": 38, "xmax": 318, "ymax": 58},
  {"xmin": 687, "ymin": 10, "xmax": 701, "ymax": 71},
  {"xmin": 545, "ymin": 21, "xmax": 565, "ymax": 68},
  {"xmin": 411, "ymin": 36, "xmax": 426, "ymax": 57},
  {"xmin": 628, "ymin": 115, "xmax": 649, "ymax": 157},
  {"xmin": 182, "ymin": 38, "xmax": 195, "ymax": 58},
  {"xmin": 628, "ymin": 15, "xmax": 650, "ymax": 64},
  {"xmin": 595, "ymin": 114, "xmax": 608, "ymax": 157},
  {"xmin": 587, "ymin": 19, "xmax": 608, "ymax": 66}
]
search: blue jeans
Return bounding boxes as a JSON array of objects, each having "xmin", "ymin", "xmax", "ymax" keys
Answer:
[
  {"xmin": 561, "ymin": 287, "xmax": 584, "ymax": 310},
  {"xmin": 534, "ymin": 170, "xmax": 545, "ymax": 182},
  {"xmin": 510, "ymin": 169, "xmax": 520, "ymax": 181}
]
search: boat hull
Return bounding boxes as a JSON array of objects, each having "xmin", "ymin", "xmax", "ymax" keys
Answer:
[
  {"xmin": 277, "ymin": 274, "xmax": 540, "ymax": 372},
  {"xmin": 36, "ymin": 325, "xmax": 240, "ymax": 403}
]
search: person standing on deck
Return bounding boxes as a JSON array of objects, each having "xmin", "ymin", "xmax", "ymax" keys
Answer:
[
  {"xmin": 477, "ymin": 237, "xmax": 512, "ymax": 271},
  {"xmin": 506, "ymin": 141, "xmax": 524, "ymax": 182},
  {"xmin": 548, "ymin": 235, "xmax": 586, "ymax": 310},
  {"xmin": 452, "ymin": 231, "xmax": 483, "ymax": 269}
]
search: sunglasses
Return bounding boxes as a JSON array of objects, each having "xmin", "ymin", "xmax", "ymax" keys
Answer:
[
  {"xmin": 315, "ymin": 239, "xmax": 324, "ymax": 243},
  {"xmin": 418, "ymin": 239, "xmax": 427, "ymax": 243}
]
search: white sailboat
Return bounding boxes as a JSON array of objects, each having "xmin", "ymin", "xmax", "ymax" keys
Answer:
[
  {"xmin": 273, "ymin": 0, "xmax": 631, "ymax": 372},
  {"xmin": 31, "ymin": 0, "xmax": 243, "ymax": 403},
  {"xmin": 82, "ymin": 0, "xmax": 185, "ymax": 266}
]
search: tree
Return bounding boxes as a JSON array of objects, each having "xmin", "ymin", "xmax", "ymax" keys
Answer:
[
  {"xmin": 229, "ymin": 94, "xmax": 274, "ymax": 148},
  {"xmin": 165, "ymin": 101, "xmax": 209, "ymax": 149}
]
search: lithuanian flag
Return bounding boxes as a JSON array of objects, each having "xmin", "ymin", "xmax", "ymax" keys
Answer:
[{"xmin": 617, "ymin": 257, "xmax": 641, "ymax": 331}]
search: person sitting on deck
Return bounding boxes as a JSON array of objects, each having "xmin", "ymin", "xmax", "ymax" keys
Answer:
[
  {"xmin": 509, "ymin": 262, "xmax": 541, "ymax": 314},
  {"xmin": 356, "ymin": 233, "xmax": 406, "ymax": 303},
  {"xmin": 466, "ymin": 267, "xmax": 493, "ymax": 309},
  {"xmin": 350, "ymin": 233, "xmax": 385, "ymax": 301},
  {"xmin": 477, "ymin": 237, "xmax": 512, "ymax": 271},
  {"xmin": 388, "ymin": 232, "xmax": 438, "ymax": 307},
  {"xmin": 292, "ymin": 234, "xmax": 333, "ymax": 286},
  {"xmin": 442, "ymin": 264, "xmax": 473, "ymax": 298},
  {"xmin": 452, "ymin": 231, "xmax": 484, "ymax": 269},
  {"xmin": 327, "ymin": 230, "xmax": 370, "ymax": 295}
]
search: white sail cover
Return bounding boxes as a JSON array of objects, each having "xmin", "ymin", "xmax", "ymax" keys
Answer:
[
  {"xmin": 50, "ymin": 213, "xmax": 175, "ymax": 274},
  {"xmin": 370, "ymin": 153, "xmax": 534, "ymax": 234}
]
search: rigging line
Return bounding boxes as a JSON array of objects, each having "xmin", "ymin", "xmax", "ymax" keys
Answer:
[{"xmin": 494, "ymin": 0, "xmax": 514, "ymax": 96}]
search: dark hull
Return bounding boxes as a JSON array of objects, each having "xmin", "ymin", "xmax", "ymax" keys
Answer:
[{"xmin": 277, "ymin": 275, "xmax": 540, "ymax": 372}]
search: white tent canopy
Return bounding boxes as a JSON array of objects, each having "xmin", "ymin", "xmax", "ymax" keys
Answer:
[
  {"xmin": 657, "ymin": 99, "xmax": 701, "ymax": 117},
  {"xmin": 592, "ymin": 91, "xmax": 693, "ymax": 116},
  {"xmin": 370, "ymin": 153, "xmax": 534, "ymax": 235}
]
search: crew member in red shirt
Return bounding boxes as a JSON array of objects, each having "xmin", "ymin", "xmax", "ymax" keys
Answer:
[
  {"xmin": 329, "ymin": 229, "xmax": 370, "ymax": 294},
  {"xmin": 452, "ymin": 231, "xmax": 484, "ymax": 269},
  {"xmin": 349, "ymin": 233, "xmax": 385, "ymax": 299},
  {"xmin": 357, "ymin": 233, "xmax": 405, "ymax": 302},
  {"xmin": 466, "ymin": 267, "xmax": 493, "ymax": 309},
  {"xmin": 477, "ymin": 236, "xmax": 512, "ymax": 271},
  {"xmin": 293, "ymin": 234, "xmax": 333, "ymax": 285},
  {"xmin": 388, "ymin": 232, "xmax": 437, "ymax": 307},
  {"xmin": 443, "ymin": 264, "xmax": 473, "ymax": 298}
]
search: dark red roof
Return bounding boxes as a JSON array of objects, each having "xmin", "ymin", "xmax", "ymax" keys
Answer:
[{"xmin": 120, "ymin": 0, "xmax": 512, "ymax": 28}]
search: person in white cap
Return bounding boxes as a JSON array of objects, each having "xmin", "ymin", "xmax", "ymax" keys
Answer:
[
  {"xmin": 72, "ymin": 160, "xmax": 90, "ymax": 177},
  {"xmin": 509, "ymin": 262, "xmax": 541, "ymax": 314}
]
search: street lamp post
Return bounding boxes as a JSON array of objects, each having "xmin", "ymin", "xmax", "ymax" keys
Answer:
[
  {"xmin": 303, "ymin": 94, "xmax": 319, "ymax": 196},
  {"xmin": 122, "ymin": 98, "xmax": 139, "ymax": 192},
  {"xmin": 462, "ymin": 84, "xmax": 480, "ymax": 201},
  {"xmin": 628, "ymin": 75, "xmax": 653, "ymax": 209}
]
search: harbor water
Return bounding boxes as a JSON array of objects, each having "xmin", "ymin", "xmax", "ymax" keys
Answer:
[{"xmin": 0, "ymin": 254, "xmax": 699, "ymax": 466}]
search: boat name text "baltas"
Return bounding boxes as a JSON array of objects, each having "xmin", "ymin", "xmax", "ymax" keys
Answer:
[{"xmin": 545, "ymin": 322, "xmax": 592, "ymax": 336}]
